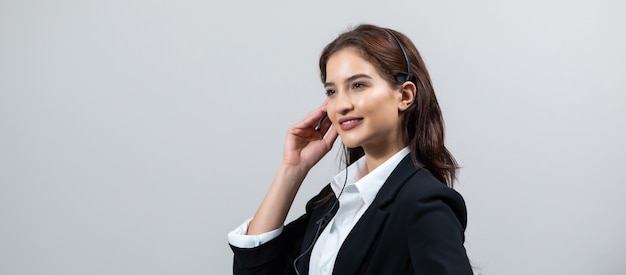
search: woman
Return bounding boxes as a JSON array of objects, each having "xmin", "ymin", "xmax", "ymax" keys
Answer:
[{"xmin": 228, "ymin": 24, "xmax": 472, "ymax": 274}]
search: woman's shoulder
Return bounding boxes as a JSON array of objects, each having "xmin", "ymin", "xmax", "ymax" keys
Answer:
[
  {"xmin": 376, "ymin": 165, "xmax": 469, "ymax": 232},
  {"xmin": 394, "ymin": 168, "xmax": 467, "ymax": 215},
  {"xmin": 404, "ymin": 169, "xmax": 461, "ymax": 196},
  {"xmin": 377, "ymin": 156, "xmax": 466, "ymax": 210}
]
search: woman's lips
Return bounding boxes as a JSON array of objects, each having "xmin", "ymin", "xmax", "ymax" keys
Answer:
[{"xmin": 339, "ymin": 118, "xmax": 363, "ymax": 131}]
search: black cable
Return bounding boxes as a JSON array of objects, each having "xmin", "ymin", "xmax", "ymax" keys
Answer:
[{"xmin": 293, "ymin": 146, "xmax": 349, "ymax": 275}]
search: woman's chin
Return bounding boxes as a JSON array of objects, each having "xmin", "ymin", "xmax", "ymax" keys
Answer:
[{"xmin": 339, "ymin": 139, "xmax": 362, "ymax": 149}]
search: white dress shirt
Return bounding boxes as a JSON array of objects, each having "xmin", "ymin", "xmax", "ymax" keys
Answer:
[{"xmin": 228, "ymin": 147, "xmax": 410, "ymax": 275}]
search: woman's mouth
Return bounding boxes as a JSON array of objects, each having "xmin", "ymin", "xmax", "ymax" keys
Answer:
[{"xmin": 339, "ymin": 117, "xmax": 363, "ymax": 131}]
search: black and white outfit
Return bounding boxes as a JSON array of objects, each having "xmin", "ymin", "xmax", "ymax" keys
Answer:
[{"xmin": 228, "ymin": 148, "xmax": 472, "ymax": 274}]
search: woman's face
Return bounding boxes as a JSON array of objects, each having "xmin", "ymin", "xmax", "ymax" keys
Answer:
[{"xmin": 324, "ymin": 47, "xmax": 408, "ymax": 153}]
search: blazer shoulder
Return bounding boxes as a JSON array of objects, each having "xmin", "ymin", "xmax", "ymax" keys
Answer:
[
  {"xmin": 396, "ymin": 169, "xmax": 468, "ymax": 227},
  {"xmin": 402, "ymin": 169, "xmax": 464, "ymax": 200},
  {"xmin": 383, "ymin": 155, "xmax": 464, "ymax": 204}
]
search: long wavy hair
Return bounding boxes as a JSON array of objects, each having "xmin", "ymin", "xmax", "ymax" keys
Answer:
[{"xmin": 318, "ymin": 24, "xmax": 458, "ymax": 189}]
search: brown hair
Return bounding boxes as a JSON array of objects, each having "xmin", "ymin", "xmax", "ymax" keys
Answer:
[{"xmin": 319, "ymin": 24, "xmax": 458, "ymax": 187}]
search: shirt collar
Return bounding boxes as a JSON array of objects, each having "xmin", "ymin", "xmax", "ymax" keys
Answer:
[{"xmin": 330, "ymin": 147, "xmax": 410, "ymax": 205}]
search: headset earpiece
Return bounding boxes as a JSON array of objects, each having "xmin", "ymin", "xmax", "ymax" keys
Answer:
[{"xmin": 395, "ymin": 73, "xmax": 410, "ymax": 84}]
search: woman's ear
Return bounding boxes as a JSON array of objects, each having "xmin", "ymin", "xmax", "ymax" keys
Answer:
[{"xmin": 398, "ymin": 82, "xmax": 417, "ymax": 111}]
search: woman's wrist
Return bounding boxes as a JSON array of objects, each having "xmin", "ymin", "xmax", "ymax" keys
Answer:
[{"xmin": 276, "ymin": 162, "xmax": 309, "ymax": 187}]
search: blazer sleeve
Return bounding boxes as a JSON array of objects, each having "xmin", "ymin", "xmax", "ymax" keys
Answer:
[
  {"xmin": 229, "ymin": 185, "xmax": 334, "ymax": 275},
  {"xmin": 408, "ymin": 187, "xmax": 473, "ymax": 274},
  {"xmin": 230, "ymin": 213, "xmax": 308, "ymax": 275}
]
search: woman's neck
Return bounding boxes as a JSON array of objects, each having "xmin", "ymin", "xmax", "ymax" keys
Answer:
[{"xmin": 362, "ymin": 143, "xmax": 406, "ymax": 174}]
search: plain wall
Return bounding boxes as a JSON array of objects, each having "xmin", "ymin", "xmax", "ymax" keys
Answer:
[{"xmin": 1, "ymin": 0, "xmax": 625, "ymax": 274}]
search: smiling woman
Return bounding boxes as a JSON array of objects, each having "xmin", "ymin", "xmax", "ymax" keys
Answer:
[{"xmin": 227, "ymin": 24, "xmax": 472, "ymax": 275}]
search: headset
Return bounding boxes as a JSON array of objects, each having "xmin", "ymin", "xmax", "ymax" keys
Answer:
[{"xmin": 297, "ymin": 28, "xmax": 413, "ymax": 274}]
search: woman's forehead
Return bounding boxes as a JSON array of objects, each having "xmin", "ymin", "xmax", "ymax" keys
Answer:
[{"xmin": 325, "ymin": 48, "xmax": 382, "ymax": 83}]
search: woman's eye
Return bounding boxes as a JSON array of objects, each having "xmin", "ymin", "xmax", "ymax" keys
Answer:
[
  {"xmin": 352, "ymin": 82, "xmax": 366, "ymax": 89},
  {"xmin": 325, "ymin": 89, "xmax": 336, "ymax": 96}
]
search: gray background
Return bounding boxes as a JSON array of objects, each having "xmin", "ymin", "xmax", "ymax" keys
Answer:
[{"xmin": 1, "ymin": 0, "xmax": 625, "ymax": 274}]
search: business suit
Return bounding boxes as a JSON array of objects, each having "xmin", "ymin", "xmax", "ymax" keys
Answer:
[{"xmin": 230, "ymin": 155, "xmax": 472, "ymax": 274}]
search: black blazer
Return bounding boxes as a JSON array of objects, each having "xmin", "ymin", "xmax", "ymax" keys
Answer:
[{"xmin": 231, "ymin": 155, "xmax": 472, "ymax": 274}]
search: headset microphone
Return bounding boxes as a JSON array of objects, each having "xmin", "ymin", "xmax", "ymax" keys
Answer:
[{"xmin": 314, "ymin": 112, "xmax": 328, "ymax": 131}]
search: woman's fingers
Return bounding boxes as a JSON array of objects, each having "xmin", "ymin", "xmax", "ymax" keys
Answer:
[
  {"xmin": 294, "ymin": 108, "xmax": 327, "ymax": 131},
  {"xmin": 292, "ymin": 100, "xmax": 328, "ymax": 129},
  {"xmin": 282, "ymin": 101, "xmax": 336, "ymax": 167},
  {"xmin": 322, "ymin": 125, "xmax": 338, "ymax": 149}
]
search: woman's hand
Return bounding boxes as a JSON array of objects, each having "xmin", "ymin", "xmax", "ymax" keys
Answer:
[
  {"xmin": 247, "ymin": 103, "xmax": 338, "ymax": 235},
  {"xmin": 282, "ymin": 102, "xmax": 338, "ymax": 171}
]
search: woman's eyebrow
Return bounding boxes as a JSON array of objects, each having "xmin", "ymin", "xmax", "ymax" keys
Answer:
[{"xmin": 324, "ymin": 74, "xmax": 372, "ymax": 88}]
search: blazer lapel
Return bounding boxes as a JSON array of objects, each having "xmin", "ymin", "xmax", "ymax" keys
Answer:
[{"xmin": 332, "ymin": 155, "xmax": 420, "ymax": 274}]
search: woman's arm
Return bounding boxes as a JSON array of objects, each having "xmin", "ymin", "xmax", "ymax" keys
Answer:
[
  {"xmin": 408, "ymin": 188, "xmax": 473, "ymax": 274},
  {"xmin": 247, "ymin": 103, "xmax": 337, "ymax": 235}
]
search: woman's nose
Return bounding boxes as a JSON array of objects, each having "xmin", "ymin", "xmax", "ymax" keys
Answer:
[{"xmin": 333, "ymin": 90, "xmax": 353, "ymax": 115}]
